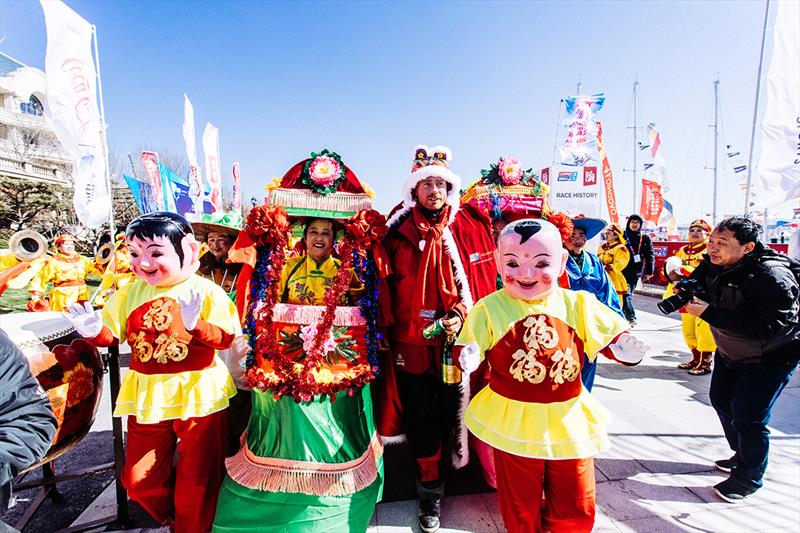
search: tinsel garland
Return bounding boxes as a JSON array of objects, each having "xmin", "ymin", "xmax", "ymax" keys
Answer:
[{"xmin": 354, "ymin": 248, "xmax": 381, "ymax": 375}]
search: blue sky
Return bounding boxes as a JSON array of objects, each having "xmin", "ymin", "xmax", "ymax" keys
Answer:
[{"xmin": 0, "ymin": 0, "xmax": 779, "ymax": 223}]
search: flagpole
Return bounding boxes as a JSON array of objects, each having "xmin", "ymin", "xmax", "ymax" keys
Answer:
[
  {"xmin": 91, "ymin": 25, "xmax": 115, "ymax": 237},
  {"xmin": 744, "ymin": 0, "xmax": 770, "ymax": 216}
]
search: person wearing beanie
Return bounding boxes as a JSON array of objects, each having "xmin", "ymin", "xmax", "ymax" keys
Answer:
[
  {"xmin": 663, "ymin": 219, "xmax": 717, "ymax": 375},
  {"xmin": 381, "ymin": 145, "xmax": 497, "ymax": 532},
  {"xmin": 621, "ymin": 215, "xmax": 654, "ymax": 326}
]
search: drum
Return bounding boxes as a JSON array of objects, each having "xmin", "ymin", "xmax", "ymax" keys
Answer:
[{"xmin": 0, "ymin": 312, "xmax": 104, "ymax": 471}]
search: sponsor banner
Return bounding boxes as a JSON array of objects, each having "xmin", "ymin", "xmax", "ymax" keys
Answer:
[
  {"xmin": 546, "ymin": 164, "xmax": 604, "ymax": 220},
  {"xmin": 202, "ymin": 123, "xmax": 223, "ymax": 212},
  {"xmin": 596, "ymin": 122, "xmax": 619, "ymax": 224},
  {"xmin": 40, "ymin": 0, "xmax": 111, "ymax": 228},
  {"xmin": 140, "ymin": 151, "xmax": 164, "ymax": 210},
  {"xmin": 540, "ymin": 167, "xmax": 550, "ymax": 185},
  {"xmin": 183, "ymin": 95, "xmax": 204, "ymax": 216},
  {"xmin": 754, "ymin": 0, "xmax": 800, "ymax": 208}
]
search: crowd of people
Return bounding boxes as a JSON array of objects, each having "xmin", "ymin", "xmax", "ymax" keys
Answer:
[{"xmin": 0, "ymin": 146, "xmax": 798, "ymax": 533}]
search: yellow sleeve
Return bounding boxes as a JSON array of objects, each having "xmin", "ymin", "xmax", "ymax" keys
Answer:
[
  {"xmin": 28, "ymin": 258, "xmax": 52, "ymax": 294},
  {"xmin": 612, "ymin": 246, "xmax": 630, "ymax": 273},
  {"xmin": 573, "ymin": 290, "xmax": 629, "ymax": 360},
  {"xmin": 0, "ymin": 253, "xmax": 20, "ymax": 271},
  {"xmin": 199, "ymin": 279, "xmax": 242, "ymax": 335},
  {"xmin": 455, "ymin": 299, "xmax": 494, "ymax": 362},
  {"xmin": 101, "ymin": 282, "xmax": 132, "ymax": 340}
]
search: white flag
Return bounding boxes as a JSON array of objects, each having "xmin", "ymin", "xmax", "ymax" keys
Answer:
[
  {"xmin": 754, "ymin": 0, "xmax": 800, "ymax": 208},
  {"xmin": 202, "ymin": 122, "xmax": 223, "ymax": 212},
  {"xmin": 40, "ymin": 0, "xmax": 111, "ymax": 228},
  {"xmin": 182, "ymin": 95, "xmax": 204, "ymax": 216}
]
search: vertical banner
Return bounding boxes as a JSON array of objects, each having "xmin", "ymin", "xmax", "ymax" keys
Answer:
[
  {"xmin": 754, "ymin": 0, "xmax": 800, "ymax": 208},
  {"xmin": 559, "ymin": 93, "xmax": 605, "ymax": 166},
  {"xmin": 640, "ymin": 179, "xmax": 664, "ymax": 226},
  {"xmin": 40, "ymin": 0, "xmax": 111, "ymax": 228},
  {"xmin": 183, "ymin": 95, "xmax": 204, "ymax": 217},
  {"xmin": 140, "ymin": 151, "xmax": 164, "ymax": 210},
  {"xmin": 202, "ymin": 123, "xmax": 223, "ymax": 212},
  {"xmin": 232, "ymin": 162, "xmax": 241, "ymax": 210},
  {"xmin": 595, "ymin": 122, "xmax": 619, "ymax": 224},
  {"xmin": 643, "ymin": 123, "xmax": 678, "ymax": 237}
]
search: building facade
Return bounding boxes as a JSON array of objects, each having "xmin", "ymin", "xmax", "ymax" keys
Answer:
[{"xmin": 0, "ymin": 52, "xmax": 72, "ymax": 185}]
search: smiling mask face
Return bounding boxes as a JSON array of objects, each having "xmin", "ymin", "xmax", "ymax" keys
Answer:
[
  {"xmin": 128, "ymin": 234, "xmax": 199, "ymax": 287},
  {"xmin": 496, "ymin": 219, "xmax": 567, "ymax": 301}
]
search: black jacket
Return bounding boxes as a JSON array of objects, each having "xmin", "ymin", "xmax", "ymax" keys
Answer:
[
  {"xmin": 622, "ymin": 229, "xmax": 654, "ymax": 279},
  {"xmin": 0, "ymin": 329, "xmax": 57, "ymax": 511},
  {"xmin": 691, "ymin": 243, "xmax": 800, "ymax": 364}
]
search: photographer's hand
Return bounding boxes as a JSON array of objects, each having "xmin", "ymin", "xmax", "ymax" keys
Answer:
[{"xmin": 684, "ymin": 297, "xmax": 709, "ymax": 317}]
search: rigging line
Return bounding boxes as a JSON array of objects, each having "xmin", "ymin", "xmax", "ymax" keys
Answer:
[{"xmin": 551, "ymin": 98, "xmax": 564, "ymax": 166}]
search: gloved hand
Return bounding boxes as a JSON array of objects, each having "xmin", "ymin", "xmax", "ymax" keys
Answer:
[
  {"xmin": 220, "ymin": 335, "xmax": 250, "ymax": 387},
  {"xmin": 609, "ymin": 333, "xmax": 649, "ymax": 365},
  {"xmin": 63, "ymin": 302, "xmax": 103, "ymax": 338},
  {"xmin": 458, "ymin": 342, "xmax": 481, "ymax": 374},
  {"xmin": 177, "ymin": 290, "xmax": 202, "ymax": 331}
]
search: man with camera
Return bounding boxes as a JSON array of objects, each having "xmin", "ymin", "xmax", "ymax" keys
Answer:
[{"xmin": 682, "ymin": 217, "xmax": 799, "ymax": 503}]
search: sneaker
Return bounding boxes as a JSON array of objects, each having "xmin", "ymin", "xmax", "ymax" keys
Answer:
[
  {"xmin": 713, "ymin": 478, "xmax": 758, "ymax": 503},
  {"xmin": 418, "ymin": 498, "xmax": 441, "ymax": 533},
  {"xmin": 714, "ymin": 456, "xmax": 735, "ymax": 473}
]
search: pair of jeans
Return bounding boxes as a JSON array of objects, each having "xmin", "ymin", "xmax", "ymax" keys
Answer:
[
  {"xmin": 621, "ymin": 273, "xmax": 639, "ymax": 322},
  {"xmin": 709, "ymin": 352, "xmax": 798, "ymax": 490}
]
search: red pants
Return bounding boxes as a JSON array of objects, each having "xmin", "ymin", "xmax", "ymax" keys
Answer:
[
  {"xmin": 494, "ymin": 448, "xmax": 595, "ymax": 533},
  {"xmin": 123, "ymin": 411, "xmax": 227, "ymax": 533}
]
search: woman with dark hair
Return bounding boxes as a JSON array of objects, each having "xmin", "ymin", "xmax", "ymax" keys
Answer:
[{"xmin": 64, "ymin": 211, "xmax": 245, "ymax": 533}]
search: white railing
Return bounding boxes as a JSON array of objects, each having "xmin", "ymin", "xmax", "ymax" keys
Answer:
[
  {"xmin": 0, "ymin": 154, "xmax": 70, "ymax": 185},
  {"xmin": 0, "ymin": 138, "xmax": 71, "ymax": 165},
  {"xmin": 0, "ymin": 106, "xmax": 48, "ymax": 129}
]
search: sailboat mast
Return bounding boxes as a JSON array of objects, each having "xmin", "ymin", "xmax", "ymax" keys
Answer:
[
  {"xmin": 744, "ymin": 0, "xmax": 771, "ymax": 215},
  {"xmin": 632, "ymin": 78, "xmax": 639, "ymax": 214},
  {"xmin": 713, "ymin": 79, "xmax": 720, "ymax": 225}
]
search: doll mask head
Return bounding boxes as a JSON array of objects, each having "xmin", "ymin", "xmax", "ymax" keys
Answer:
[
  {"xmin": 126, "ymin": 212, "xmax": 200, "ymax": 287},
  {"xmin": 496, "ymin": 219, "xmax": 567, "ymax": 301}
]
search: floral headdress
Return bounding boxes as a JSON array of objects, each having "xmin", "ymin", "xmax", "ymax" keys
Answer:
[
  {"xmin": 233, "ymin": 151, "xmax": 389, "ymax": 402},
  {"xmin": 461, "ymin": 157, "xmax": 551, "ymax": 222}
]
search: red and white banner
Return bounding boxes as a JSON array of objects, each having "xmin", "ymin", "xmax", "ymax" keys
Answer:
[
  {"xmin": 202, "ymin": 123, "xmax": 223, "ymax": 213},
  {"xmin": 640, "ymin": 179, "xmax": 664, "ymax": 226},
  {"xmin": 232, "ymin": 162, "xmax": 241, "ymax": 210},
  {"xmin": 140, "ymin": 151, "xmax": 164, "ymax": 210},
  {"xmin": 182, "ymin": 95, "xmax": 204, "ymax": 217},
  {"xmin": 596, "ymin": 122, "xmax": 620, "ymax": 224},
  {"xmin": 41, "ymin": 0, "xmax": 111, "ymax": 228}
]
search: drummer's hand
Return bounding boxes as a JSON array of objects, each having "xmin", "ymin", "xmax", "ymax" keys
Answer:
[
  {"xmin": 441, "ymin": 314, "xmax": 462, "ymax": 336},
  {"xmin": 63, "ymin": 302, "xmax": 103, "ymax": 338},
  {"xmin": 177, "ymin": 290, "xmax": 202, "ymax": 331}
]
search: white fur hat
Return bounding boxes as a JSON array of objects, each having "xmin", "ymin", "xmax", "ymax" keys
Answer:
[{"xmin": 390, "ymin": 145, "xmax": 461, "ymax": 226}]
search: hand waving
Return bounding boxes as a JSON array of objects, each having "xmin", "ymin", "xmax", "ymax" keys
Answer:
[
  {"xmin": 458, "ymin": 342, "xmax": 481, "ymax": 374},
  {"xmin": 177, "ymin": 290, "xmax": 202, "ymax": 331},
  {"xmin": 63, "ymin": 302, "xmax": 103, "ymax": 338}
]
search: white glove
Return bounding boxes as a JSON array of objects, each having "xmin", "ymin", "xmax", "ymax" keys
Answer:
[
  {"xmin": 63, "ymin": 302, "xmax": 103, "ymax": 338},
  {"xmin": 458, "ymin": 342, "xmax": 481, "ymax": 374},
  {"xmin": 177, "ymin": 290, "xmax": 202, "ymax": 331},
  {"xmin": 609, "ymin": 333, "xmax": 649, "ymax": 365},
  {"xmin": 220, "ymin": 335, "xmax": 250, "ymax": 387}
]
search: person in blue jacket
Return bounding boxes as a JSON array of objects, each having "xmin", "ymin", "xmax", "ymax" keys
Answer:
[
  {"xmin": 563, "ymin": 216, "xmax": 625, "ymax": 391},
  {"xmin": 0, "ymin": 328, "xmax": 57, "ymax": 532}
]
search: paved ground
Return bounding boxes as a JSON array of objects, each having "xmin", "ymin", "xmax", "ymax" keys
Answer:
[{"xmin": 3, "ymin": 295, "xmax": 799, "ymax": 532}]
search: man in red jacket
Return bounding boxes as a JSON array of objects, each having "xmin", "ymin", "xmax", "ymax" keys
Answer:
[{"xmin": 381, "ymin": 145, "xmax": 497, "ymax": 533}]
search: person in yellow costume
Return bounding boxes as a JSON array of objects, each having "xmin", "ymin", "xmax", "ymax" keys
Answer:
[
  {"xmin": 663, "ymin": 219, "xmax": 717, "ymax": 375},
  {"xmin": 597, "ymin": 223, "xmax": 631, "ymax": 316},
  {"xmin": 94, "ymin": 234, "xmax": 136, "ymax": 308},
  {"xmin": 28, "ymin": 235, "xmax": 101, "ymax": 312},
  {"xmin": 63, "ymin": 212, "xmax": 246, "ymax": 533}
]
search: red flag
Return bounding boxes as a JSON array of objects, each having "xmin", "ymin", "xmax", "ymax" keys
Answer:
[
  {"xmin": 596, "ymin": 122, "xmax": 619, "ymax": 224},
  {"xmin": 640, "ymin": 179, "xmax": 664, "ymax": 226},
  {"xmin": 140, "ymin": 151, "xmax": 164, "ymax": 210},
  {"xmin": 232, "ymin": 162, "xmax": 241, "ymax": 210}
]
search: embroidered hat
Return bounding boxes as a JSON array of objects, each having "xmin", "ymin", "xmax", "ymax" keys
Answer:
[
  {"xmin": 399, "ymin": 145, "xmax": 461, "ymax": 221},
  {"xmin": 54, "ymin": 234, "xmax": 75, "ymax": 247},
  {"xmin": 263, "ymin": 149, "xmax": 373, "ymax": 220},
  {"xmin": 689, "ymin": 219, "xmax": 712, "ymax": 233},
  {"xmin": 191, "ymin": 209, "xmax": 243, "ymax": 242}
]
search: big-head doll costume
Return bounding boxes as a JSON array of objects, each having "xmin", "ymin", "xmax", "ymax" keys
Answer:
[
  {"xmin": 63, "ymin": 212, "xmax": 242, "ymax": 533},
  {"xmin": 213, "ymin": 150, "xmax": 389, "ymax": 533},
  {"xmin": 454, "ymin": 219, "xmax": 648, "ymax": 533}
]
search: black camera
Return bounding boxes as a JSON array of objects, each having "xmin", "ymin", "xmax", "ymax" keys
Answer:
[{"xmin": 657, "ymin": 278, "xmax": 708, "ymax": 315}]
